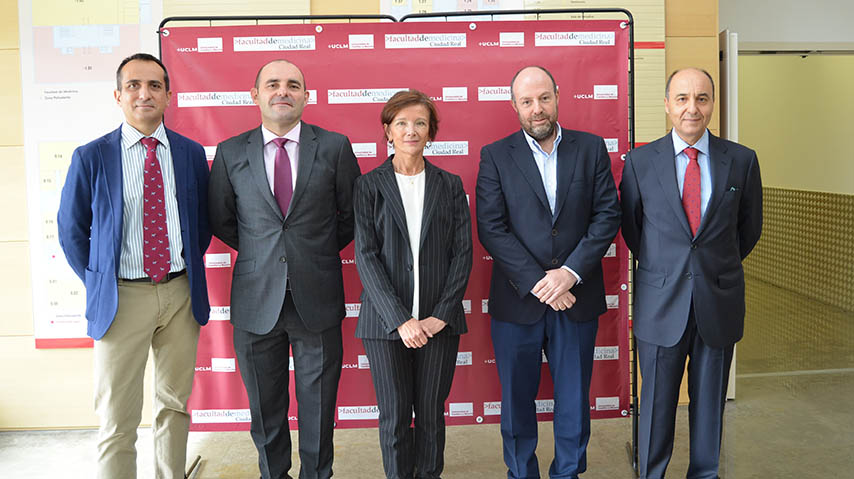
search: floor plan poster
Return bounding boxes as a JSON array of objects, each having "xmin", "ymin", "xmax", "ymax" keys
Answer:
[{"xmin": 21, "ymin": 0, "xmax": 162, "ymax": 348}]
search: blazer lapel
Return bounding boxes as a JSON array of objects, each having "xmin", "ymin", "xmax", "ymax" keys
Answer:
[
  {"xmin": 102, "ymin": 126, "xmax": 124, "ymax": 259},
  {"xmin": 375, "ymin": 158, "xmax": 410, "ymax": 248},
  {"xmin": 290, "ymin": 122, "xmax": 318, "ymax": 217},
  {"xmin": 696, "ymin": 134, "xmax": 733, "ymax": 237},
  {"xmin": 651, "ymin": 134, "xmax": 693, "ymax": 238},
  {"xmin": 165, "ymin": 129, "xmax": 190, "ymax": 230},
  {"xmin": 246, "ymin": 127, "xmax": 283, "ymax": 220},
  {"xmin": 509, "ymin": 131, "xmax": 550, "ymax": 213},
  {"xmin": 419, "ymin": 160, "xmax": 440, "ymax": 247},
  {"xmin": 552, "ymin": 128, "xmax": 578, "ymax": 222}
]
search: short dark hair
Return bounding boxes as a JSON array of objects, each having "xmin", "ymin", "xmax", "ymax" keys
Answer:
[
  {"xmin": 665, "ymin": 68, "xmax": 715, "ymax": 100},
  {"xmin": 510, "ymin": 65, "xmax": 557, "ymax": 101},
  {"xmin": 381, "ymin": 90, "xmax": 440, "ymax": 141},
  {"xmin": 116, "ymin": 53, "xmax": 170, "ymax": 91},
  {"xmin": 254, "ymin": 59, "xmax": 306, "ymax": 90}
]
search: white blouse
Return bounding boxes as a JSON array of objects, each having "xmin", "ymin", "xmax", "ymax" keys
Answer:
[{"xmin": 394, "ymin": 170, "xmax": 426, "ymax": 320}]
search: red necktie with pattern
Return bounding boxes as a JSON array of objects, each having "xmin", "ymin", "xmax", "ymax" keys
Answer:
[
  {"xmin": 682, "ymin": 146, "xmax": 701, "ymax": 236},
  {"xmin": 272, "ymin": 137, "xmax": 293, "ymax": 216},
  {"xmin": 140, "ymin": 137, "xmax": 170, "ymax": 282}
]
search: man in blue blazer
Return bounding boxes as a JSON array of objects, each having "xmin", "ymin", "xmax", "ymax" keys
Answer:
[
  {"xmin": 620, "ymin": 68, "xmax": 762, "ymax": 479},
  {"xmin": 476, "ymin": 66, "xmax": 621, "ymax": 479},
  {"xmin": 57, "ymin": 53, "xmax": 210, "ymax": 479}
]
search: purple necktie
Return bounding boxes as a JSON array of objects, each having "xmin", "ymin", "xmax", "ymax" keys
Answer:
[
  {"xmin": 272, "ymin": 137, "xmax": 293, "ymax": 216},
  {"xmin": 140, "ymin": 137, "xmax": 170, "ymax": 282},
  {"xmin": 682, "ymin": 147, "xmax": 701, "ymax": 236}
]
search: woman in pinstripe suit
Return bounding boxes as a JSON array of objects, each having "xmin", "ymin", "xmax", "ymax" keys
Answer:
[{"xmin": 353, "ymin": 90, "xmax": 473, "ymax": 479}]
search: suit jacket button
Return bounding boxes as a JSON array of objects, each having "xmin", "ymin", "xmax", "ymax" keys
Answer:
[
  {"xmin": 551, "ymin": 229, "xmax": 558, "ymax": 237},
  {"xmin": 407, "ymin": 264, "xmax": 413, "ymax": 271},
  {"xmin": 280, "ymin": 256, "xmax": 287, "ymax": 263},
  {"xmin": 691, "ymin": 244, "xmax": 697, "ymax": 250},
  {"xmin": 551, "ymin": 258, "xmax": 558, "ymax": 265},
  {"xmin": 283, "ymin": 225, "xmax": 289, "ymax": 231},
  {"xmin": 686, "ymin": 272, "xmax": 693, "ymax": 279}
]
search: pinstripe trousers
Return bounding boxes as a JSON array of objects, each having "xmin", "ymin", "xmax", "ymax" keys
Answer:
[{"xmin": 362, "ymin": 333, "xmax": 460, "ymax": 479}]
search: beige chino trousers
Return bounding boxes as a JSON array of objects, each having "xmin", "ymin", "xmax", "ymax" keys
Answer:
[{"xmin": 93, "ymin": 275, "xmax": 200, "ymax": 479}]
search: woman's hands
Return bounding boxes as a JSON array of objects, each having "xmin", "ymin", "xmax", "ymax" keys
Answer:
[
  {"xmin": 398, "ymin": 318, "xmax": 429, "ymax": 348},
  {"xmin": 397, "ymin": 316, "xmax": 447, "ymax": 348},
  {"xmin": 420, "ymin": 316, "xmax": 447, "ymax": 337}
]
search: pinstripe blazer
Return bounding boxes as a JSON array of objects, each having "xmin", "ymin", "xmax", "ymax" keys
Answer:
[{"xmin": 354, "ymin": 158, "xmax": 473, "ymax": 340}]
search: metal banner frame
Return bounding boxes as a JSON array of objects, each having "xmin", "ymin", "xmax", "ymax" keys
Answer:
[{"xmin": 158, "ymin": 10, "xmax": 639, "ymax": 477}]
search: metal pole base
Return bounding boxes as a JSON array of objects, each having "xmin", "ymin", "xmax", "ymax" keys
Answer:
[{"xmin": 185, "ymin": 455, "xmax": 202, "ymax": 479}]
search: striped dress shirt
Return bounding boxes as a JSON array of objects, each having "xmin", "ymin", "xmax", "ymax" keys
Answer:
[{"xmin": 118, "ymin": 122, "xmax": 185, "ymax": 279}]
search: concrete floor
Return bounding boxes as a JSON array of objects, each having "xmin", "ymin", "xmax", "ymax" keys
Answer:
[{"xmin": 2, "ymin": 277, "xmax": 853, "ymax": 478}]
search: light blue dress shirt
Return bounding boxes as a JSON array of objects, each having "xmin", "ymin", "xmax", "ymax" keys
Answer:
[
  {"xmin": 118, "ymin": 122, "xmax": 185, "ymax": 279},
  {"xmin": 672, "ymin": 128, "xmax": 712, "ymax": 217},
  {"xmin": 521, "ymin": 124, "xmax": 582, "ymax": 285},
  {"xmin": 522, "ymin": 123, "xmax": 563, "ymax": 214}
]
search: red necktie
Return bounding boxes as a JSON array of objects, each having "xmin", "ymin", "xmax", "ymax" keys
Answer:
[
  {"xmin": 682, "ymin": 146, "xmax": 701, "ymax": 236},
  {"xmin": 140, "ymin": 137, "xmax": 170, "ymax": 282},
  {"xmin": 273, "ymin": 137, "xmax": 293, "ymax": 216}
]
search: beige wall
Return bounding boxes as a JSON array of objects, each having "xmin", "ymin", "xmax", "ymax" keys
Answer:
[
  {"xmin": 739, "ymin": 54, "xmax": 854, "ymax": 195},
  {"xmin": 664, "ymin": 0, "xmax": 720, "ymax": 135},
  {"xmin": 0, "ymin": 1, "xmax": 87, "ymax": 429},
  {"xmin": 662, "ymin": 0, "xmax": 720, "ymax": 403},
  {"xmin": 2, "ymin": 0, "xmax": 709, "ymax": 428}
]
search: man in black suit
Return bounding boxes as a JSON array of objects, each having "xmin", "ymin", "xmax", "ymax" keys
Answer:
[
  {"xmin": 620, "ymin": 67, "xmax": 762, "ymax": 479},
  {"xmin": 208, "ymin": 59, "xmax": 361, "ymax": 479},
  {"xmin": 476, "ymin": 65, "xmax": 621, "ymax": 479}
]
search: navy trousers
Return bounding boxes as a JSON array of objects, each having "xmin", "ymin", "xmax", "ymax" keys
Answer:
[
  {"xmin": 491, "ymin": 310, "xmax": 598, "ymax": 479},
  {"xmin": 637, "ymin": 312, "xmax": 734, "ymax": 479}
]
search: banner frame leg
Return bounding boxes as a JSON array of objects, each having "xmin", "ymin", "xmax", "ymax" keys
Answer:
[{"xmin": 185, "ymin": 454, "xmax": 202, "ymax": 479}]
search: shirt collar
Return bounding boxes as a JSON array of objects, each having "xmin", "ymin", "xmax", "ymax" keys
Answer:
[
  {"xmin": 522, "ymin": 122, "xmax": 562, "ymax": 156},
  {"xmin": 262, "ymin": 122, "xmax": 301, "ymax": 146},
  {"xmin": 121, "ymin": 122, "xmax": 169, "ymax": 150},
  {"xmin": 671, "ymin": 128, "xmax": 709, "ymax": 158}
]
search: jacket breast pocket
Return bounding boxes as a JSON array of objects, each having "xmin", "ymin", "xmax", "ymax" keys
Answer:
[{"xmin": 722, "ymin": 187, "xmax": 742, "ymax": 204}]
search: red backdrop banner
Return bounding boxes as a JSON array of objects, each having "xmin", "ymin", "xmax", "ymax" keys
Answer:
[{"xmin": 159, "ymin": 18, "xmax": 630, "ymax": 431}]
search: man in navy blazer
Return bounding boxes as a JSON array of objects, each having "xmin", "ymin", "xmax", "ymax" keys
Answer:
[
  {"xmin": 58, "ymin": 53, "xmax": 210, "ymax": 479},
  {"xmin": 476, "ymin": 66, "xmax": 621, "ymax": 479},
  {"xmin": 620, "ymin": 68, "xmax": 762, "ymax": 479}
]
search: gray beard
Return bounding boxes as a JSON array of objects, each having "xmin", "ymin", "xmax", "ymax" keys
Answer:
[{"xmin": 525, "ymin": 121, "xmax": 555, "ymax": 141}]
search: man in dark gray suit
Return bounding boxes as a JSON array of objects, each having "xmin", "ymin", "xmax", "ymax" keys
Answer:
[
  {"xmin": 620, "ymin": 68, "xmax": 762, "ymax": 479},
  {"xmin": 208, "ymin": 59, "xmax": 361, "ymax": 479}
]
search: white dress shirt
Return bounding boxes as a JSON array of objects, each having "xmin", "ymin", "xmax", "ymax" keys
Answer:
[{"xmin": 395, "ymin": 169, "xmax": 426, "ymax": 320}]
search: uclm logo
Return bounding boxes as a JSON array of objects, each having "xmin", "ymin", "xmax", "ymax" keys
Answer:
[
  {"xmin": 176, "ymin": 47, "xmax": 197, "ymax": 53},
  {"xmin": 328, "ymin": 43, "xmax": 349, "ymax": 49}
]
